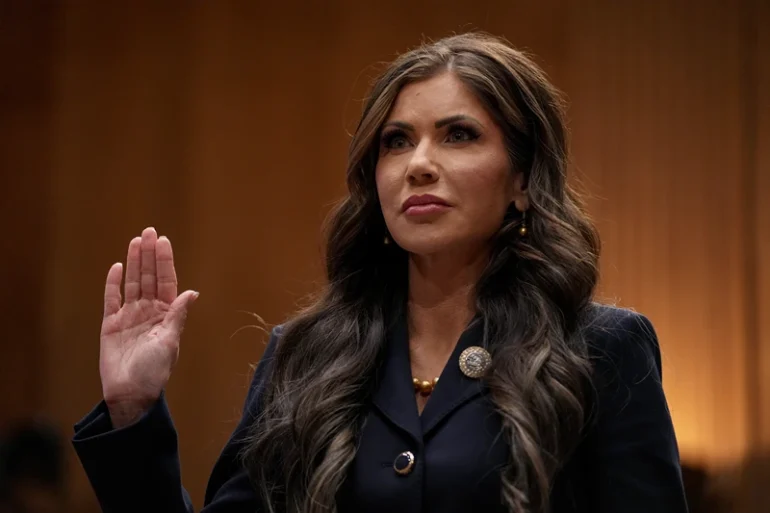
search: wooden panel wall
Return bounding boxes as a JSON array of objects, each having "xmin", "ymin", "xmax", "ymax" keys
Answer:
[
  {"xmin": 564, "ymin": 0, "xmax": 753, "ymax": 469},
  {"xmin": 0, "ymin": 1, "xmax": 766, "ymax": 510},
  {"xmin": 755, "ymin": 0, "xmax": 770, "ymax": 452},
  {"xmin": 0, "ymin": 1, "xmax": 58, "ymax": 429}
]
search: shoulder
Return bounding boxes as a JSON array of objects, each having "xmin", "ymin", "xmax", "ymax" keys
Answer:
[
  {"xmin": 582, "ymin": 303, "xmax": 661, "ymax": 359},
  {"xmin": 243, "ymin": 324, "xmax": 286, "ymax": 405},
  {"xmin": 573, "ymin": 306, "xmax": 688, "ymax": 510},
  {"xmin": 267, "ymin": 323, "xmax": 286, "ymax": 348},
  {"xmin": 581, "ymin": 303, "xmax": 664, "ymax": 388},
  {"xmin": 583, "ymin": 303, "xmax": 658, "ymax": 346},
  {"xmin": 245, "ymin": 324, "xmax": 286, "ymax": 370}
]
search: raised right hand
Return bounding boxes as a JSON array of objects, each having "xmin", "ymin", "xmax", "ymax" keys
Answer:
[{"xmin": 99, "ymin": 227, "xmax": 199, "ymax": 428}]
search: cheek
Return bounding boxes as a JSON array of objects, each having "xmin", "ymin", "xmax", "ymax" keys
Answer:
[
  {"xmin": 458, "ymin": 160, "xmax": 513, "ymax": 221},
  {"xmin": 375, "ymin": 162, "xmax": 400, "ymax": 203}
]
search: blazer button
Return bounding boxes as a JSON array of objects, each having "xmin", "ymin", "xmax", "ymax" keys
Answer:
[{"xmin": 393, "ymin": 451, "xmax": 415, "ymax": 476}]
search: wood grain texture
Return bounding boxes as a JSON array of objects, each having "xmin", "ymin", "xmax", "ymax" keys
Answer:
[
  {"xmin": 563, "ymin": 0, "xmax": 753, "ymax": 470},
  {"xmin": 754, "ymin": 0, "xmax": 770, "ymax": 453},
  {"xmin": 0, "ymin": 1, "xmax": 58, "ymax": 426}
]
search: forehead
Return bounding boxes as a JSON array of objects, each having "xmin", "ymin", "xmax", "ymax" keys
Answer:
[{"xmin": 387, "ymin": 72, "xmax": 487, "ymax": 120}]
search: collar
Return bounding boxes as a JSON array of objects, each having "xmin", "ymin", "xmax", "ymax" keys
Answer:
[{"xmin": 371, "ymin": 313, "xmax": 488, "ymax": 442}]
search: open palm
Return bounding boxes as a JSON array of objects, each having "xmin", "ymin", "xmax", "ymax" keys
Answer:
[{"xmin": 100, "ymin": 227, "xmax": 198, "ymax": 426}]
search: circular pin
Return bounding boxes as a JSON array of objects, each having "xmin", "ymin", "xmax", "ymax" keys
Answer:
[
  {"xmin": 459, "ymin": 346, "xmax": 492, "ymax": 379},
  {"xmin": 393, "ymin": 451, "xmax": 415, "ymax": 476}
]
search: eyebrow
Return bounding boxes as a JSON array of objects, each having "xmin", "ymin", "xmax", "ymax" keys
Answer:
[{"xmin": 382, "ymin": 114, "xmax": 482, "ymax": 131}]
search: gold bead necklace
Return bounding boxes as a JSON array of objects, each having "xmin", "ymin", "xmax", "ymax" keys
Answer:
[{"xmin": 412, "ymin": 376, "xmax": 439, "ymax": 396}]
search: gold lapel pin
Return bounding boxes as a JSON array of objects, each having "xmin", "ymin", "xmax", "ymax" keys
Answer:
[{"xmin": 459, "ymin": 346, "xmax": 492, "ymax": 379}]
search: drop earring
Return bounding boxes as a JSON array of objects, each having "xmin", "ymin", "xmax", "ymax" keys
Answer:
[
  {"xmin": 518, "ymin": 210, "xmax": 528, "ymax": 237},
  {"xmin": 383, "ymin": 234, "xmax": 391, "ymax": 245}
]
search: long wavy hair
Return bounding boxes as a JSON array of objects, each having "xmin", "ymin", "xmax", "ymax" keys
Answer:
[{"xmin": 243, "ymin": 32, "xmax": 600, "ymax": 513}]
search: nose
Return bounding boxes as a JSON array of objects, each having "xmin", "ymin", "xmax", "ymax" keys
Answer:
[{"xmin": 405, "ymin": 142, "xmax": 439, "ymax": 186}]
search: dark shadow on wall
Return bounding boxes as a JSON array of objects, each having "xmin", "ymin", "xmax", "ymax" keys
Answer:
[
  {"xmin": 0, "ymin": 420, "xmax": 65, "ymax": 513},
  {"xmin": 682, "ymin": 454, "xmax": 770, "ymax": 513}
]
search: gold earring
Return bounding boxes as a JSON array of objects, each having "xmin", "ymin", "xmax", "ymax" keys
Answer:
[
  {"xmin": 518, "ymin": 210, "xmax": 528, "ymax": 237},
  {"xmin": 384, "ymin": 235, "xmax": 391, "ymax": 245}
]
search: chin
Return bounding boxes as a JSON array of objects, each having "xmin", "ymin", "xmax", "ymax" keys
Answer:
[{"xmin": 390, "ymin": 231, "xmax": 467, "ymax": 256}]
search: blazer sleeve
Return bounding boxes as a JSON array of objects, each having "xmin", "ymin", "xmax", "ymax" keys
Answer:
[
  {"xmin": 589, "ymin": 310, "xmax": 689, "ymax": 513},
  {"xmin": 72, "ymin": 326, "xmax": 281, "ymax": 513}
]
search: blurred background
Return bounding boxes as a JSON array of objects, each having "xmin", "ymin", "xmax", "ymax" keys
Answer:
[{"xmin": 1, "ymin": 1, "xmax": 767, "ymax": 512}]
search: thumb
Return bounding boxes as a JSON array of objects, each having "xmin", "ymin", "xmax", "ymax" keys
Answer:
[{"xmin": 164, "ymin": 290, "xmax": 200, "ymax": 334}]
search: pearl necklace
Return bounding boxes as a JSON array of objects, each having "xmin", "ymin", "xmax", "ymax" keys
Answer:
[{"xmin": 412, "ymin": 376, "xmax": 439, "ymax": 396}]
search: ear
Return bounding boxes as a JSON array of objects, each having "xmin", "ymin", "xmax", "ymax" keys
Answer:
[{"xmin": 510, "ymin": 170, "xmax": 529, "ymax": 212}]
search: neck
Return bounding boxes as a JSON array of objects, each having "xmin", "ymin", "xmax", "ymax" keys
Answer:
[{"xmin": 406, "ymin": 246, "xmax": 489, "ymax": 354}]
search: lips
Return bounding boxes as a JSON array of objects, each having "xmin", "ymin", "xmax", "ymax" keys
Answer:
[{"xmin": 401, "ymin": 194, "xmax": 450, "ymax": 213}]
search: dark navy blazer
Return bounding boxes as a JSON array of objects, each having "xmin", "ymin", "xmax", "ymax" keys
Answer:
[{"xmin": 72, "ymin": 305, "xmax": 688, "ymax": 512}]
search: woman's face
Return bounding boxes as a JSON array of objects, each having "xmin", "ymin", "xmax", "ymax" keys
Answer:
[{"xmin": 375, "ymin": 72, "xmax": 527, "ymax": 257}]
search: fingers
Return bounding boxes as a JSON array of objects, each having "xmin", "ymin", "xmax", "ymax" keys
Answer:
[
  {"xmin": 124, "ymin": 237, "xmax": 142, "ymax": 302},
  {"xmin": 156, "ymin": 236, "xmax": 178, "ymax": 304},
  {"xmin": 163, "ymin": 289, "xmax": 200, "ymax": 334},
  {"xmin": 104, "ymin": 262, "xmax": 123, "ymax": 317},
  {"xmin": 124, "ymin": 228, "xmax": 183, "ymax": 306},
  {"xmin": 140, "ymin": 227, "xmax": 158, "ymax": 300}
]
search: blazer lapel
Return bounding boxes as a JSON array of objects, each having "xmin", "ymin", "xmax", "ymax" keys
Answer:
[
  {"xmin": 371, "ymin": 314, "xmax": 490, "ymax": 441},
  {"xmin": 371, "ymin": 315, "xmax": 423, "ymax": 444},
  {"xmin": 420, "ymin": 316, "xmax": 488, "ymax": 437}
]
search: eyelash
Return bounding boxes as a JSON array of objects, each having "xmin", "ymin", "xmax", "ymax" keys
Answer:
[{"xmin": 380, "ymin": 123, "xmax": 481, "ymax": 149}]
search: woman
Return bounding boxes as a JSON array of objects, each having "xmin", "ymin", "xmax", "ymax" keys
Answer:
[{"xmin": 73, "ymin": 33, "xmax": 688, "ymax": 512}]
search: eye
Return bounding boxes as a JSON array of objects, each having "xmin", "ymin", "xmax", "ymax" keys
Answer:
[
  {"xmin": 446, "ymin": 124, "xmax": 480, "ymax": 143},
  {"xmin": 381, "ymin": 129, "xmax": 411, "ymax": 150}
]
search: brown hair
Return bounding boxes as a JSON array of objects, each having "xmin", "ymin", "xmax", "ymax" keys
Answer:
[{"xmin": 243, "ymin": 32, "xmax": 600, "ymax": 513}]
